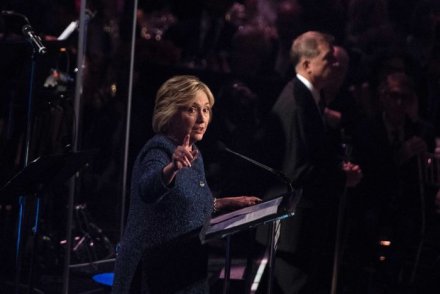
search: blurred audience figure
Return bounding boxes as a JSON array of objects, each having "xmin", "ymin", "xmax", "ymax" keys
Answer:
[
  {"xmin": 299, "ymin": 0, "xmax": 347, "ymax": 44},
  {"xmin": 324, "ymin": 46, "xmax": 350, "ymax": 101},
  {"xmin": 406, "ymin": 0, "xmax": 440, "ymax": 70},
  {"xmin": 345, "ymin": 0, "xmax": 398, "ymax": 56},
  {"xmin": 423, "ymin": 45, "xmax": 440, "ymax": 136},
  {"xmin": 320, "ymin": 45, "xmax": 369, "ymax": 148},
  {"xmin": 229, "ymin": 24, "xmax": 276, "ymax": 77},
  {"xmin": 137, "ymin": 0, "xmax": 175, "ymax": 42},
  {"xmin": 322, "ymin": 45, "xmax": 352, "ymax": 130},
  {"xmin": 225, "ymin": 0, "xmax": 278, "ymax": 77},
  {"xmin": 79, "ymin": 0, "xmax": 129, "ymax": 220},
  {"xmin": 405, "ymin": 0, "xmax": 440, "ymax": 141},
  {"xmin": 204, "ymin": 81, "xmax": 266, "ymax": 197},
  {"xmin": 227, "ymin": 0, "xmax": 277, "ymax": 29},
  {"xmin": 273, "ymin": 0, "xmax": 305, "ymax": 81},
  {"xmin": 351, "ymin": 72, "xmax": 437, "ymax": 292},
  {"xmin": 163, "ymin": 0, "xmax": 237, "ymax": 72},
  {"xmin": 134, "ymin": 0, "xmax": 180, "ymax": 66},
  {"xmin": 349, "ymin": 50, "xmax": 420, "ymax": 122},
  {"xmin": 387, "ymin": 0, "xmax": 418, "ymax": 38}
]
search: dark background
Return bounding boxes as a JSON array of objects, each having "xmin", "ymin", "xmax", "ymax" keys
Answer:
[{"xmin": 1, "ymin": 0, "xmax": 440, "ymax": 293}]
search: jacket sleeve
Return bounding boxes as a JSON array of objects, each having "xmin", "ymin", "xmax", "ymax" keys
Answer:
[{"xmin": 134, "ymin": 146, "xmax": 174, "ymax": 203}]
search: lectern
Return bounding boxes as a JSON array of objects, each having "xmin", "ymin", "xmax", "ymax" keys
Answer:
[{"xmin": 200, "ymin": 191, "xmax": 301, "ymax": 294}]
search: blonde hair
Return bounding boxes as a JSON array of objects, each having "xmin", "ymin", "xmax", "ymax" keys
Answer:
[
  {"xmin": 152, "ymin": 75, "xmax": 215, "ymax": 133},
  {"xmin": 290, "ymin": 31, "xmax": 334, "ymax": 69}
]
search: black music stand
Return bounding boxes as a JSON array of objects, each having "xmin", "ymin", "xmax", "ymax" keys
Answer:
[
  {"xmin": 1, "ymin": 151, "xmax": 93, "ymax": 198},
  {"xmin": 200, "ymin": 191, "xmax": 300, "ymax": 294},
  {"xmin": 0, "ymin": 151, "xmax": 94, "ymax": 294}
]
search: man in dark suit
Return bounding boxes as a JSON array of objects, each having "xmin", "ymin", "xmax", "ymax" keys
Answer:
[
  {"xmin": 350, "ymin": 72, "xmax": 437, "ymax": 291},
  {"xmin": 266, "ymin": 31, "xmax": 363, "ymax": 294}
]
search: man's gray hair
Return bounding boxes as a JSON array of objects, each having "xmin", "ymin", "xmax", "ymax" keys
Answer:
[{"xmin": 290, "ymin": 31, "xmax": 335, "ymax": 66}]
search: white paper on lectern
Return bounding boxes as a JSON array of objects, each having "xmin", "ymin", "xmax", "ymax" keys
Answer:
[{"xmin": 206, "ymin": 197, "xmax": 283, "ymax": 235}]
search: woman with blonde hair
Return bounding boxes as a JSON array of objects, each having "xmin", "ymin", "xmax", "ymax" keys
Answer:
[{"xmin": 112, "ymin": 75, "xmax": 260, "ymax": 293}]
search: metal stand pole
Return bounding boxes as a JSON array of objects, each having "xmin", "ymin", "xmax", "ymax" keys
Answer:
[
  {"xmin": 26, "ymin": 196, "xmax": 41, "ymax": 294},
  {"xmin": 410, "ymin": 155, "xmax": 427, "ymax": 283},
  {"xmin": 62, "ymin": 1, "xmax": 88, "ymax": 292},
  {"xmin": 267, "ymin": 220, "xmax": 279, "ymax": 294},
  {"xmin": 15, "ymin": 196, "xmax": 26, "ymax": 294},
  {"xmin": 331, "ymin": 187, "xmax": 348, "ymax": 294},
  {"xmin": 267, "ymin": 186, "xmax": 293, "ymax": 294},
  {"xmin": 120, "ymin": 0, "xmax": 139, "ymax": 241},
  {"xmin": 15, "ymin": 47, "xmax": 37, "ymax": 294},
  {"xmin": 223, "ymin": 236, "xmax": 232, "ymax": 294},
  {"xmin": 331, "ymin": 133, "xmax": 352, "ymax": 294}
]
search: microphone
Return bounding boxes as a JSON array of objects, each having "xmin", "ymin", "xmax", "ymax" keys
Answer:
[
  {"xmin": 218, "ymin": 141, "xmax": 295, "ymax": 192},
  {"xmin": 22, "ymin": 25, "xmax": 47, "ymax": 55},
  {"xmin": 218, "ymin": 141, "xmax": 299, "ymax": 278}
]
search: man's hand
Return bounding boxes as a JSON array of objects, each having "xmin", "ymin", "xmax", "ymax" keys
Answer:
[{"xmin": 343, "ymin": 162, "xmax": 363, "ymax": 187}]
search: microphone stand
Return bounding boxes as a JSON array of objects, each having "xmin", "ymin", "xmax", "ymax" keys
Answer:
[
  {"xmin": 62, "ymin": 1, "xmax": 90, "ymax": 292},
  {"xmin": 222, "ymin": 146, "xmax": 293, "ymax": 190},
  {"xmin": 330, "ymin": 132, "xmax": 352, "ymax": 294},
  {"xmin": 410, "ymin": 155, "xmax": 427, "ymax": 283},
  {"xmin": 221, "ymin": 144, "xmax": 296, "ymax": 294},
  {"xmin": 330, "ymin": 186, "xmax": 348, "ymax": 294},
  {"xmin": 14, "ymin": 20, "xmax": 46, "ymax": 294}
]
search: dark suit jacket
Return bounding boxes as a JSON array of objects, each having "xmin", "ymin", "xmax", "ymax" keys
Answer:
[
  {"xmin": 270, "ymin": 78, "xmax": 346, "ymax": 207},
  {"xmin": 261, "ymin": 77, "xmax": 346, "ymax": 257}
]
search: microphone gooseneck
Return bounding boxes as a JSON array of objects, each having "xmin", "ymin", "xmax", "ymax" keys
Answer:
[
  {"xmin": 1, "ymin": 10, "xmax": 30, "ymax": 23},
  {"xmin": 219, "ymin": 141, "xmax": 295, "ymax": 192}
]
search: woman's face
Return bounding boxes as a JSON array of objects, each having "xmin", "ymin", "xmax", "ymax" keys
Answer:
[{"xmin": 168, "ymin": 90, "xmax": 211, "ymax": 145}]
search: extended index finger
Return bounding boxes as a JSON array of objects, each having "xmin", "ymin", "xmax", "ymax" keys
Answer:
[{"xmin": 182, "ymin": 133, "xmax": 190, "ymax": 147}]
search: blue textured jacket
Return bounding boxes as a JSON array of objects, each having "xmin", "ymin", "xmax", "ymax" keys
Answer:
[{"xmin": 112, "ymin": 134, "xmax": 214, "ymax": 293}]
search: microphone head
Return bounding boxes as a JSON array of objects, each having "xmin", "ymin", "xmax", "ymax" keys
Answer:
[{"xmin": 21, "ymin": 24, "xmax": 31, "ymax": 34}]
